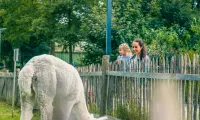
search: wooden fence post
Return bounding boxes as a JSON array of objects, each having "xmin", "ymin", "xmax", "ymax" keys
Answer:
[{"xmin": 100, "ymin": 55, "xmax": 109, "ymax": 116}]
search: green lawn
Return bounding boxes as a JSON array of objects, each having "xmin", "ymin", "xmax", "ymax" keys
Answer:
[{"xmin": 0, "ymin": 101, "xmax": 40, "ymax": 120}]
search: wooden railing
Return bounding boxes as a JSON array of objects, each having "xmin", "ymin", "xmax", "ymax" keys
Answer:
[
  {"xmin": 0, "ymin": 54, "xmax": 199, "ymax": 120},
  {"xmin": 77, "ymin": 54, "xmax": 200, "ymax": 120}
]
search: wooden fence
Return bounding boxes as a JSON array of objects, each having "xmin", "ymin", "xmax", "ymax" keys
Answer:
[
  {"xmin": 76, "ymin": 54, "xmax": 200, "ymax": 120},
  {"xmin": 0, "ymin": 72, "xmax": 19, "ymax": 104},
  {"xmin": 0, "ymin": 54, "xmax": 200, "ymax": 120}
]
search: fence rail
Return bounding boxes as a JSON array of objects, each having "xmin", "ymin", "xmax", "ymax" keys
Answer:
[
  {"xmin": 77, "ymin": 54, "xmax": 200, "ymax": 120},
  {"xmin": 0, "ymin": 54, "xmax": 199, "ymax": 120},
  {"xmin": 81, "ymin": 71, "xmax": 200, "ymax": 81}
]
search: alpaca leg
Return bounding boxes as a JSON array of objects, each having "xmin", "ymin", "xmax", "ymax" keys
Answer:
[
  {"xmin": 73, "ymin": 92, "xmax": 93, "ymax": 120},
  {"xmin": 73, "ymin": 100, "xmax": 108, "ymax": 120},
  {"xmin": 60, "ymin": 101, "xmax": 76, "ymax": 120},
  {"xmin": 68, "ymin": 107, "xmax": 78, "ymax": 120},
  {"xmin": 20, "ymin": 94, "xmax": 35, "ymax": 120},
  {"xmin": 52, "ymin": 96, "xmax": 77, "ymax": 120},
  {"xmin": 36, "ymin": 70, "xmax": 56, "ymax": 120},
  {"xmin": 37, "ymin": 90, "xmax": 55, "ymax": 120},
  {"xmin": 54, "ymin": 89, "xmax": 81, "ymax": 120}
]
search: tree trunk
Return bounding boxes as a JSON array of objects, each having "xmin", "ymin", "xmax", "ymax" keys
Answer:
[
  {"xmin": 50, "ymin": 42, "xmax": 55, "ymax": 55},
  {"xmin": 69, "ymin": 40, "xmax": 73, "ymax": 64},
  {"xmin": 197, "ymin": 0, "xmax": 200, "ymax": 9},
  {"xmin": 192, "ymin": 0, "xmax": 195, "ymax": 9},
  {"xmin": 19, "ymin": 47, "xmax": 24, "ymax": 69},
  {"xmin": 68, "ymin": 7, "xmax": 73, "ymax": 65}
]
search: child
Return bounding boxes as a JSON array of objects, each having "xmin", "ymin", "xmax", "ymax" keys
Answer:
[{"xmin": 116, "ymin": 43, "xmax": 132, "ymax": 71}]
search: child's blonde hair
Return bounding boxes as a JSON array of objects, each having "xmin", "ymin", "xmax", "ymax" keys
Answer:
[
  {"xmin": 119, "ymin": 43, "xmax": 132, "ymax": 56},
  {"xmin": 119, "ymin": 43, "xmax": 131, "ymax": 52}
]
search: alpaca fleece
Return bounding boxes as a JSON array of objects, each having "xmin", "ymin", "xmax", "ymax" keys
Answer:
[{"xmin": 18, "ymin": 54, "xmax": 106, "ymax": 120}]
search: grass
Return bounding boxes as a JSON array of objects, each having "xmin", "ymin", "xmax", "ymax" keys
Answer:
[
  {"xmin": 0, "ymin": 101, "xmax": 40, "ymax": 120},
  {"xmin": 111, "ymin": 101, "xmax": 148, "ymax": 120}
]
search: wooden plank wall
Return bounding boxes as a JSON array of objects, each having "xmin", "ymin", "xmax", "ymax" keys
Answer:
[
  {"xmin": 0, "ymin": 54, "xmax": 199, "ymax": 120},
  {"xmin": 0, "ymin": 72, "xmax": 19, "ymax": 104},
  {"xmin": 77, "ymin": 54, "xmax": 200, "ymax": 120}
]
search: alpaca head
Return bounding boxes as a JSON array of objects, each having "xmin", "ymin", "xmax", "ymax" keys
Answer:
[{"xmin": 18, "ymin": 65, "xmax": 34, "ymax": 97}]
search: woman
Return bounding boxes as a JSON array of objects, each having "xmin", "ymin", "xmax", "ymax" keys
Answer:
[{"xmin": 131, "ymin": 39, "xmax": 150, "ymax": 72}]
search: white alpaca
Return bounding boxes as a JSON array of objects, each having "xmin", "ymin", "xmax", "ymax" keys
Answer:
[{"xmin": 18, "ymin": 54, "xmax": 107, "ymax": 120}]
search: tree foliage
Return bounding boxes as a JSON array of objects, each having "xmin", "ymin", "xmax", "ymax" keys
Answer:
[
  {"xmin": 81, "ymin": 0, "xmax": 200, "ymax": 64},
  {"xmin": 0, "ymin": 0, "xmax": 200, "ymax": 67}
]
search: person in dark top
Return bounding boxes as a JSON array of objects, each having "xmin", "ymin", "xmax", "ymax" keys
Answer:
[{"xmin": 131, "ymin": 39, "xmax": 150, "ymax": 72}]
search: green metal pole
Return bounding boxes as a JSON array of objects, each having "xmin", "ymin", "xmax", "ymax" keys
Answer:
[{"xmin": 106, "ymin": 0, "xmax": 112, "ymax": 55}]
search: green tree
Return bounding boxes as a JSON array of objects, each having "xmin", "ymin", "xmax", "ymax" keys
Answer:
[
  {"xmin": 80, "ymin": 0, "xmax": 107, "ymax": 65},
  {"xmin": 32, "ymin": 0, "xmax": 96, "ymax": 64},
  {"xmin": 1, "ymin": 0, "xmax": 200, "ymax": 66},
  {"xmin": 0, "ymin": 1, "xmax": 39, "ymax": 68}
]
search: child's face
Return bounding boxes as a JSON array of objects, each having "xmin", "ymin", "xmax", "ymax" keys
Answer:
[
  {"xmin": 119, "ymin": 48, "xmax": 126, "ymax": 56},
  {"xmin": 132, "ymin": 42, "xmax": 142, "ymax": 56}
]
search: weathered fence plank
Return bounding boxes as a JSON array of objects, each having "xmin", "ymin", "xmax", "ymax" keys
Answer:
[
  {"xmin": 100, "ymin": 55, "xmax": 109, "ymax": 116},
  {"xmin": 1, "ymin": 54, "xmax": 200, "ymax": 120},
  {"xmin": 77, "ymin": 54, "xmax": 200, "ymax": 120}
]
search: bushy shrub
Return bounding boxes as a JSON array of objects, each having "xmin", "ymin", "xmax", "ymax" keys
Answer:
[
  {"xmin": 88, "ymin": 103, "xmax": 99, "ymax": 114},
  {"xmin": 114, "ymin": 102, "xmax": 147, "ymax": 120}
]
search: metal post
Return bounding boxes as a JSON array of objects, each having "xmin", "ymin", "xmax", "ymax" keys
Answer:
[
  {"xmin": 12, "ymin": 48, "xmax": 19, "ymax": 117},
  {"xmin": 106, "ymin": 0, "xmax": 112, "ymax": 55}
]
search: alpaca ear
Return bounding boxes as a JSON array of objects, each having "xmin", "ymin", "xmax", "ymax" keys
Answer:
[{"xmin": 18, "ymin": 66, "xmax": 34, "ymax": 97}]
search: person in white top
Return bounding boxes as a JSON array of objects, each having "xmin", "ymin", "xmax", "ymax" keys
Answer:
[{"xmin": 116, "ymin": 43, "xmax": 132, "ymax": 71}]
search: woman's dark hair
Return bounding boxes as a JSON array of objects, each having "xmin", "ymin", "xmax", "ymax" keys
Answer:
[{"xmin": 133, "ymin": 39, "xmax": 147, "ymax": 61}]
